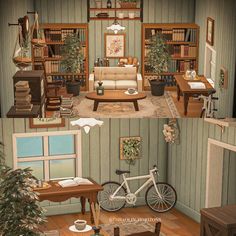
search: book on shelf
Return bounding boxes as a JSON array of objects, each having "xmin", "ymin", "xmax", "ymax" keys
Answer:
[
  {"xmin": 15, "ymin": 81, "xmax": 29, "ymax": 88},
  {"xmin": 172, "ymin": 29, "xmax": 185, "ymax": 41},
  {"xmin": 15, "ymin": 89, "xmax": 31, "ymax": 97},
  {"xmin": 15, "ymin": 104, "xmax": 33, "ymax": 112},
  {"xmin": 15, "ymin": 95, "xmax": 32, "ymax": 102}
]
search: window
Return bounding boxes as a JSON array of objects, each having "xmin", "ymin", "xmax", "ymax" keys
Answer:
[
  {"xmin": 204, "ymin": 43, "xmax": 216, "ymax": 88},
  {"xmin": 13, "ymin": 130, "xmax": 81, "ymax": 181}
]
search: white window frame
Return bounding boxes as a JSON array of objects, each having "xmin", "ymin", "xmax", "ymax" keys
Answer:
[
  {"xmin": 204, "ymin": 43, "xmax": 217, "ymax": 88},
  {"xmin": 12, "ymin": 130, "xmax": 82, "ymax": 181}
]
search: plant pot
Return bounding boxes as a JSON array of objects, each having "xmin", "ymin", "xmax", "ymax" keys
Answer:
[
  {"xmin": 119, "ymin": 2, "xmax": 137, "ymax": 8},
  {"xmin": 66, "ymin": 81, "xmax": 80, "ymax": 96},
  {"xmin": 149, "ymin": 79, "xmax": 166, "ymax": 96}
]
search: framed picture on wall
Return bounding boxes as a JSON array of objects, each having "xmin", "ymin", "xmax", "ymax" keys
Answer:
[
  {"xmin": 206, "ymin": 17, "xmax": 214, "ymax": 46},
  {"xmin": 29, "ymin": 118, "xmax": 65, "ymax": 129},
  {"xmin": 105, "ymin": 34, "xmax": 125, "ymax": 58}
]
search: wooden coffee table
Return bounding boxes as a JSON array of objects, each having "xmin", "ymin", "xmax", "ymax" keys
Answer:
[
  {"xmin": 175, "ymin": 75, "xmax": 216, "ymax": 116},
  {"xmin": 86, "ymin": 91, "xmax": 147, "ymax": 111}
]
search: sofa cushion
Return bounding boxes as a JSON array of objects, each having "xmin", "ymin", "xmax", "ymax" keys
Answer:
[
  {"xmin": 116, "ymin": 80, "xmax": 138, "ymax": 90},
  {"xmin": 94, "ymin": 80, "xmax": 116, "ymax": 90},
  {"xmin": 94, "ymin": 67, "xmax": 136, "ymax": 81}
]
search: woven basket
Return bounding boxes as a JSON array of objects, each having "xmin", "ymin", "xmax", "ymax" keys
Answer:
[{"xmin": 119, "ymin": 2, "xmax": 137, "ymax": 8}]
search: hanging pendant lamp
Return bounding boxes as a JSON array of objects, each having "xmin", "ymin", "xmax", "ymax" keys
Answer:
[{"xmin": 107, "ymin": 0, "xmax": 125, "ymax": 34}]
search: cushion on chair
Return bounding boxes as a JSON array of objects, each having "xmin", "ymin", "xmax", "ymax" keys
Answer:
[
  {"xmin": 116, "ymin": 80, "xmax": 137, "ymax": 90},
  {"xmin": 94, "ymin": 80, "xmax": 116, "ymax": 90},
  {"xmin": 94, "ymin": 67, "xmax": 137, "ymax": 81}
]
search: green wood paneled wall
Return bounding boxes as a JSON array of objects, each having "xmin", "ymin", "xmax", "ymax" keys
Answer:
[
  {"xmin": 195, "ymin": 0, "xmax": 236, "ymax": 117},
  {"xmin": 168, "ymin": 119, "xmax": 236, "ymax": 222},
  {"xmin": 0, "ymin": 118, "xmax": 167, "ymax": 215}
]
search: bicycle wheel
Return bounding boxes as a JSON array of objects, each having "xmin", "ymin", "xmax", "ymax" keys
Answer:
[
  {"xmin": 145, "ymin": 182, "xmax": 177, "ymax": 213},
  {"xmin": 97, "ymin": 181, "xmax": 127, "ymax": 212}
]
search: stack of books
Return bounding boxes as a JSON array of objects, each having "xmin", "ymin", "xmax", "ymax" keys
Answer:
[
  {"xmin": 46, "ymin": 97, "xmax": 61, "ymax": 111},
  {"xmin": 15, "ymin": 81, "xmax": 32, "ymax": 112},
  {"xmin": 60, "ymin": 94, "xmax": 73, "ymax": 117}
]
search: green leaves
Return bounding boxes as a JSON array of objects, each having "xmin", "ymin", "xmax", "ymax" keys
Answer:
[
  {"xmin": 122, "ymin": 138, "xmax": 141, "ymax": 165},
  {"xmin": 0, "ymin": 166, "xmax": 46, "ymax": 236},
  {"xmin": 61, "ymin": 33, "xmax": 83, "ymax": 81},
  {"xmin": 146, "ymin": 33, "xmax": 170, "ymax": 75}
]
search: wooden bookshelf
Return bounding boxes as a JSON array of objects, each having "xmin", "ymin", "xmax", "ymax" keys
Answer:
[
  {"xmin": 142, "ymin": 23, "xmax": 199, "ymax": 91},
  {"xmin": 87, "ymin": 0, "xmax": 143, "ymax": 22},
  {"xmin": 32, "ymin": 23, "xmax": 89, "ymax": 91}
]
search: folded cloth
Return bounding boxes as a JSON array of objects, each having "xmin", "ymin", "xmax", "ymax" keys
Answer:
[{"xmin": 188, "ymin": 82, "xmax": 206, "ymax": 89}]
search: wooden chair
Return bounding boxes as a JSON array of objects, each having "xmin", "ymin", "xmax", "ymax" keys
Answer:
[{"xmin": 114, "ymin": 222, "xmax": 161, "ymax": 236}]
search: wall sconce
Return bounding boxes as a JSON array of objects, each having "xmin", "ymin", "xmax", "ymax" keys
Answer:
[
  {"xmin": 163, "ymin": 119, "xmax": 180, "ymax": 144},
  {"xmin": 70, "ymin": 118, "xmax": 104, "ymax": 134}
]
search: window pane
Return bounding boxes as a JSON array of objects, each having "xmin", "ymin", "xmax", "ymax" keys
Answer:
[
  {"xmin": 17, "ymin": 137, "xmax": 43, "ymax": 157},
  {"xmin": 18, "ymin": 161, "xmax": 44, "ymax": 180},
  {"xmin": 49, "ymin": 159, "xmax": 75, "ymax": 179},
  {"xmin": 49, "ymin": 135, "xmax": 75, "ymax": 156}
]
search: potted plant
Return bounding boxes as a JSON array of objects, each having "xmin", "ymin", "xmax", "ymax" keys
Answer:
[
  {"xmin": 146, "ymin": 33, "xmax": 170, "ymax": 96},
  {"xmin": 119, "ymin": 0, "xmax": 137, "ymax": 9},
  {"xmin": 61, "ymin": 33, "xmax": 84, "ymax": 96},
  {"xmin": 0, "ymin": 142, "xmax": 46, "ymax": 236}
]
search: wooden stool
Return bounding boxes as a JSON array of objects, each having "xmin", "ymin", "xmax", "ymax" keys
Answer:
[{"xmin": 200, "ymin": 205, "xmax": 236, "ymax": 236}]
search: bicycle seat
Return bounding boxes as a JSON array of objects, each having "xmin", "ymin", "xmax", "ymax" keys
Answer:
[{"xmin": 115, "ymin": 170, "xmax": 130, "ymax": 175}]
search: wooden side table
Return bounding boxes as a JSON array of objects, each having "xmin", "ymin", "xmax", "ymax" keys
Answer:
[
  {"xmin": 6, "ymin": 105, "xmax": 40, "ymax": 118},
  {"xmin": 200, "ymin": 205, "xmax": 236, "ymax": 236},
  {"xmin": 175, "ymin": 75, "xmax": 216, "ymax": 116},
  {"xmin": 35, "ymin": 178, "xmax": 103, "ymax": 224}
]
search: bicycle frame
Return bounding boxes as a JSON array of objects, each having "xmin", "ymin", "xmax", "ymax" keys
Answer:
[{"xmin": 110, "ymin": 168, "xmax": 163, "ymax": 200}]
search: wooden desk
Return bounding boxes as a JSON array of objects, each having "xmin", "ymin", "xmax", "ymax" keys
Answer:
[
  {"xmin": 36, "ymin": 179, "xmax": 103, "ymax": 223},
  {"xmin": 175, "ymin": 75, "xmax": 216, "ymax": 116},
  {"xmin": 200, "ymin": 205, "xmax": 236, "ymax": 236},
  {"xmin": 6, "ymin": 105, "xmax": 40, "ymax": 118}
]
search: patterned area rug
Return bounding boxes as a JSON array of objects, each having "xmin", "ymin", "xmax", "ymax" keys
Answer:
[
  {"xmin": 101, "ymin": 221, "xmax": 165, "ymax": 236},
  {"xmin": 69, "ymin": 91, "xmax": 180, "ymax": 118}
]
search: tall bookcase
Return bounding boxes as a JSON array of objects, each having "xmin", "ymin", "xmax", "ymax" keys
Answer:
[
  {"xmin": 142, "ymin": 23, "xmax": 199, "ymax": 91},
  {"xmin": 32, "ymin": 23, "xmax": 89, "ymax": 91}
]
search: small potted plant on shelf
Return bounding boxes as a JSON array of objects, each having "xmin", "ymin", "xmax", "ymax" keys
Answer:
[
  {"xmin": 146, "ymin": 33, "xmax": 170, "ymax": 96},
  {"xmin": 61, "ymin": 33, "xmax": 84, "ymax": 96},
  {"xmin": 119, "ymin": 0, "xmax": 137, "ymax": 9}
]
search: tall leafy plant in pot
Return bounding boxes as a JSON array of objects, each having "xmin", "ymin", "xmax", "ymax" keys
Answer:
[
  {"xmin": 0, "ymin": 142, "xmax": 46, "ymax": 236},
  {"xmin": 146, "ymin": 33, "xmax": 170, "ymax": 96},
  {"xmin": 61, "ymin": 33, "xmax": 84, "ymax": 96}
]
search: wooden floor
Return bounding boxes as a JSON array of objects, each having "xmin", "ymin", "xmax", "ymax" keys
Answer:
[
  {"xmin": 46, "ymin": 88, "xmax": 203, "ymax": 118},
  {"xmin": 41, "ymin": 206, "xmax": 200, "ymax": 236}
]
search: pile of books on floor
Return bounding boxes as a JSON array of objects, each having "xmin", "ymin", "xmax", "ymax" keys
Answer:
[
  {"xmin": 15, "ymin": 81, "xmax": 32, "ymax": 112},
  {"xmin": 46, "ymin": 97, "xmax": 61, "ymax": 111},
  {"xmin": 60, "ymin": 94, "xmax": 73, "ymax": 117}
]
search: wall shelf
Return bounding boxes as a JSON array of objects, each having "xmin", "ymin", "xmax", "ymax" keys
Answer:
[
  {"xmin": 205, "ymin": 118, "xmax": 236, "ymax": 127},
  {"xmin": 87, "ymin": 0, "xmax": 144, "ymax": 22}
]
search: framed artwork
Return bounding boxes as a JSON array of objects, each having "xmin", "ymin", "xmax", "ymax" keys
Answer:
[
  {"xmin": 105, "ymin": 34, "xmax": 125, "ymax": 58},
  {"xmin": 29, "ymin": 118, "xmax": 65, "ymax": 129},
  {"xmin": 120, "ymin": 137, "xmax": 141, "ymax": 162},
  {"xmin": 206, "ymin": 17, "xmax": 214, "ymax": 46}
]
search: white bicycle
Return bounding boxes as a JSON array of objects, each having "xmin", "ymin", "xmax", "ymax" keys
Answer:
[
  {"xmin": 98, "ymin": 166, "xmax": 177, "ymax": 213},
  {"xmin": 200, "ymin": 94, "xmax": 218, "ymax": 118}
]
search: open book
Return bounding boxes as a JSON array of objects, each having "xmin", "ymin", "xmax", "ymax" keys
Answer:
[
  {"xmin": 188, "ymin": 82, "xmax": 206, "ymax": 89},
  {"xmin": 58, "ymin": 177, "xmax": 93, "ymax": 188}
]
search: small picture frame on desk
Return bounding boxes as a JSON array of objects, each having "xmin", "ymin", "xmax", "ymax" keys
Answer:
[
  {"xmin": 29, "ymin": 118, "xmax": 65, "ymax": 129},
  {"xmin": 206, "ymin": 17, "xmax": 214, "ymax": 46}
]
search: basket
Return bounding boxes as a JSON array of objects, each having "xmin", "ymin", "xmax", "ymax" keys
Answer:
[{"xmin": 119, "ymin": 2, "xmax": 137, "ymax": 8}]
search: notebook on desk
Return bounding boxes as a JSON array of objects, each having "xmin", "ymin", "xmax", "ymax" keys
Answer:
[{"xmin": 58, "ymin": 177, "xmax": 93, "ymax": 188}]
